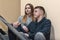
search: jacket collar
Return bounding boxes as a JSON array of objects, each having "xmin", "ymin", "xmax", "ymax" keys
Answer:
[{"xmin": 37, "ymin": 17, "xmax": 46, "ymax": 24}]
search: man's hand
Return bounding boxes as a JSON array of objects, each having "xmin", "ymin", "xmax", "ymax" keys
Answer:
[
  {"xmin": 24, "ymin": 33, "xmax": 29, "ymax": 37},
  {"xmin": 22, "ymin": 26, "xmax": 29, "ymax": 32}
]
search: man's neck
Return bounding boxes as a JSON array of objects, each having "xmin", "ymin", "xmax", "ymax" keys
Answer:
[{"xmin": 37, "ymin": 16, "xmax": 44, "ymax": 22}]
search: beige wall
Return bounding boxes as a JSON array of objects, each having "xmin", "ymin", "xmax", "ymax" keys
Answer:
[
  {"xmin": 0, "ymin": 0, "xmax": 20, "ymax": 32},
  {"xmin": 0, "ymin": 0, "xmax": 20, "ymax": 22},
  {"xmin": 21, "ymin": 0, "xmax": 60, "ymax": 40}
]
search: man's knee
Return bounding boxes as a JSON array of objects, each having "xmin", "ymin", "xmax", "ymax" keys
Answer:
[{"xmin": 34, "ymin": 32, "xmax": 46, "ymax": 40}]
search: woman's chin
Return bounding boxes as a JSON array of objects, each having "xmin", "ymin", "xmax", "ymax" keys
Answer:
[{"xmin": 34, "ymin": 16, "xmax": 37, "ymax": 18}]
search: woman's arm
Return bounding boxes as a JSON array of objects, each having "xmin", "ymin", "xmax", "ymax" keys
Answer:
[
  {"xmin": 12, "ymin": 16, "xmax": 22, "ymax": 28},
  {"xmin": 13, "ymin": 16, "xmax": 29, "ymax": 32}
]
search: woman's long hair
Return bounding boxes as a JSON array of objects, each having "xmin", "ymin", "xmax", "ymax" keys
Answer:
[{"xmin": 22, "ymin": 3, "xmax": 34, "ymax": 23}]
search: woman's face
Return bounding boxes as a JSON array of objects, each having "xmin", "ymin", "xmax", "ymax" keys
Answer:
[
  {"xmin": 34, "ymin": 8, "xmax": 43, "ymax": 18},
  {"xmin": 25, "ymin": 5, "xmax": 32, "ymax": 15}
]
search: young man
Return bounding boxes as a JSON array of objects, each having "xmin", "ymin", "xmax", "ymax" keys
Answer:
[{"xmin": 27, "ymin": 6, "xmax": 51, "ymax": 40}]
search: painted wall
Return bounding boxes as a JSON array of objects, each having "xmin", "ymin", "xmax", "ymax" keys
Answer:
[
  {"xmin": 0, "ymin": 0, "xmax": 20, "ymax": 32},
  {"xmin": 0, "ymin": 0, "xmax": 20, "ymax": 22},
  {"xmin": 21, "ymin": 0, "xmax": 60, "ymax": 40}
]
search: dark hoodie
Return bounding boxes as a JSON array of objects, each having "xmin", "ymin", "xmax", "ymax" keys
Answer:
[{"xmin": 27, "ymin": 17, "xmax": 51, "ymax": 40}]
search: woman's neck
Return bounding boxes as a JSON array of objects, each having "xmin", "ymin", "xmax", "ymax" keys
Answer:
[{"xmin": 27, "ymin": 13, "xmax": 32, "ymax": 17}]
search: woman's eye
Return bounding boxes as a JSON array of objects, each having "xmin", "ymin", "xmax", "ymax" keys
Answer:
[{"xmin": 27, "ymin": 7, "xmax": 31, "ymax": 9}]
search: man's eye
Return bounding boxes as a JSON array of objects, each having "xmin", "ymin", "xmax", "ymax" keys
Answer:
[
  {"xmin": 25, "ymin": 8, "xmax": 27, "ymax": 9},
  {"xmin": 35, "ymin": 11, "xmax": 37, "ymax": 12}
]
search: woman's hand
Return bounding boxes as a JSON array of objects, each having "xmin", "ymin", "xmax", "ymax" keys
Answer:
[
  {"xmin": 22, "ymin": 26, "xmax": 29, "ymax": 32},
  {"xmin": 13, "ymin": 21, "xmax": 20, "ymax": 28}
]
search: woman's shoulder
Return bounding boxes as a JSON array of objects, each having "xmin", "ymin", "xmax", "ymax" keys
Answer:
[
  {"xmin": 18, "ymin": 16, "xmax": 23, "ymax": 18},
  {"xmin": 18, "ymin": 16, "xmax": 24, "ymax": 22},
  {"xmin": 18, "ymin": 16, "xmax": 24, "ymax": 20}
]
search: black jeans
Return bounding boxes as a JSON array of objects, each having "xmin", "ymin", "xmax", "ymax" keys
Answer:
[{"xmin": 8, "ymin": 24, "xmax": 26, "ymax": 40}]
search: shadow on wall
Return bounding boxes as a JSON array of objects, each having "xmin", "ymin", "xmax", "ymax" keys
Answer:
[{"xmin": 50, "ymin": 25, "xmax": 55, "ymax": 40}]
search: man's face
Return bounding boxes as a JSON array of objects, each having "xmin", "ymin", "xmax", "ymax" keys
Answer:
[{"xmin": 34, "ymin": 8, "xmax": 43, "ymax": 18}]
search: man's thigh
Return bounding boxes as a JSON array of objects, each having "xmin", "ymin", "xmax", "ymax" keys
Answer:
[{"xmin": 34, "ymin": 32, "xmax": 46, "ymax": 40}]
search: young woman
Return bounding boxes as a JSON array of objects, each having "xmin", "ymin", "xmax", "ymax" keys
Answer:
[
  {"xmin": 8, "ymin": 3, "xmax": 34, "ymax": 40},
  {"xmin": 13, "ymin": 3, "xmax": 34, "ymax": 32}
]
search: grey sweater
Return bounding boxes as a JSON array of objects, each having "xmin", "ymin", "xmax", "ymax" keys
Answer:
[{"xmin": 18, "ymin": 16, "xmax": 32, "ymax": 27}]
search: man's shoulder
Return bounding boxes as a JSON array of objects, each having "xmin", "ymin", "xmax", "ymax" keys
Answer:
[{"xmin": 45, "ymin": 18, "xmax": 51, "ymax": 24}]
